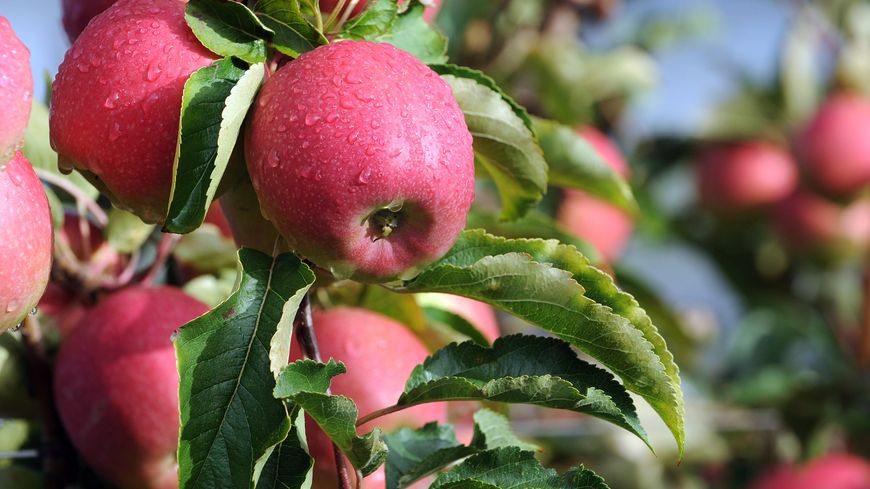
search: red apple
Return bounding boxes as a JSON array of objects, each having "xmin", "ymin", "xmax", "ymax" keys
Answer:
[
  {"xmin": 217, "ymin": 176, "xmax": 282, "ymax": 254},
  {"xmin": 773, "ymin": 191, "xmax": 870, "ymax": 253},
  {"xmin": 0, "ymin": 151, "xmax": 52, "ymax": 333},
  {"xmin": 204, "ymin": 203, "xmax": 232, "ymax": 238},
  {"xmin": 751, "ymin": 454, "xmax": 870, "ymax": 489},
  {"xmin": 245, "ymin": 40, "xmax": 474, "ymax": 282},
  {"xmin": 50, "ymin": 0, "xmax": 219, "ymax": 224},
  {"xmin": 53, "ymin": 287, "xmax": 208, "ymax": 489},
  {"xmin": 697, "ymin": 141, "xmax": 799, "ymax": 212},
  {"xmin": 319, "ymin": 0, "xmax": 442, "ymax": 22},
  {"xmin": 61, "ymin": 0, "xmax": 118, "ymax": 42},
  {"xmin": 291, "ymin": 307, "xmax": 447, "ymax": 489},
  {"xmin": 798, "ymin": 93, "xmax": 870, "ymax": 196},
  {"xmin": 0, "ymin": 17, "xmax": 33, "ymax": 164},
  {"xmin": 557, "ymin": 127, "xmax": 633, "ymax": 262}
]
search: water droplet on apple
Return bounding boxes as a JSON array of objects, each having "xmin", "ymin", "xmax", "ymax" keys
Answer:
[
  {"xmin": 276, "ymin": 124, "xmax": 287, "ymax": 133},
  {"xmin": 142, "ymin": 92, "xmax": 161, "ymax": 113},
  {"xmin": 355, "ymin": 167, "xmax": 372, "ymax": 185},
  {"xmin": 76, "ymin": 62, "xmax": 90, "ymax": 73},
  {"xmin": 267, "ymin": 151, "xmax": 280, "ymax": 168},
  {"xmin": 344, "ymin": 72, "xmax": 362, "ymax": 84},
  {"xmin": 353, "ymin": 89, "xmax": 375, "ymax": 103},
  {"xmin": 146, "ymin": 59, "xmax": 162, "ymax": 81},
  {"xmin": 304, "ymin": 113, "xmax": 321, "ymax": 126},
  {"xmin": 365, "ymin": 146, "xmax": 378, "ymax": 156},
  {"xmin": 5, "ymin": 301, "xmax": 18, "ymax": 313},
  {"xmin": 326, "ymin": 113, "xmax": 339, "ymax": 123},
  {"xmin": 108, "ymin": 122, "xmax": 122, "ymax": 142},
  {"xmin": 9, "ymin": 171, "xmax": 23, "ymax": 187},
  {"xmin": 29, "ymin": 307, "xmax": 38, "ymax": 316},
  {"xmin": 104, "ymin": 92, "xmax": 120, "ymax": 109},
  {"xmin": 347, "ymin": 130, "xmax": 360, "ymax": 144},
  {"xmin": 301, "ymin": 141, "xmax": 311, "ymax": 149},
  {"xmin": 340, "ymin": 96, "xmax": 356, "ymax": 110},
  {"xmin": 370, "ymin": 120, "xmax": 381, "ymax": 129},
  {"xmin": 331, "ymin": 75, "xmax": 342, "ymax": 87}
]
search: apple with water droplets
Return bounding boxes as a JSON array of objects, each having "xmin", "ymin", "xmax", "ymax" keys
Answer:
[
  {"xmin": 50, "ymin": 0, "xmax": 219, "ymax": 223},
  {"xmin": 245, "ymin": 40, "xmax": 474, "ymax": 282},
  {"xmin": 0, "ymin": 16, "xmax": 33, "ymax": 163},
  {"xmin": 54, "ymin": 287, "xmax": 208, "ymax": 489}
]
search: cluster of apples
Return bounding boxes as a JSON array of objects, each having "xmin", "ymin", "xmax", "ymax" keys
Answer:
[{"xmin": 696, "ymin": 93, "xmax": 870, "ymax": 258}]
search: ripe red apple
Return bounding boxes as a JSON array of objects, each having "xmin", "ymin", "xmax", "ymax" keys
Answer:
[
  {"xmin": 245, "ymin": 40, "xmax": 474, "ymax": 282},
  {"xmin": 557, "ymin": 127, "xmax": 633, "ymax": 262},
  {"xmin": 751, "ymin": 454, "xmax": 870, "ymax": 489},
  {"xmin": 0, "ymin": 151, "xmax": 52, "ymax": 333},
  {"xmin": 696, "ymin": 141, "xmax": 799, "ymax": 212},
  {"xmin": 291, "ymin": 307, "xmax": 447, "ymax": 489},
  {"xmin": 319, "ymin": 0, "xmax": 442, "ymax": 23},
  {"xmin": 0, "ymin": 17, "xmax": 33, "ymax": 163},
  {"xmin": 61, "ymin": 0, "xmax": 117, "ymax": 42},
  {"xmin": 797, "ymin": 93, "xmax": 870, "ymax": 196},
  {"xmin": 50, "ymin": 0, "xmax": 219, "ymax": 224},
  {"xmin": 53, "ymin": 287, "xmax": 208, "ymax": 489},
  {"xmin": 773, "ymin": 191, "xmax": 870, "ymax": 254}
]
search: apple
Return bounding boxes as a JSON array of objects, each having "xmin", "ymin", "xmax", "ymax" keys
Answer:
[
  {"xmin": 291, "ymin": 307, "xmax": 447, "ymax": 489},
  {"xmin": 0, "ymin": 17, "xmax": 33, "ymax": 164},
  {"xmin": 50, "ymin": 0, "xmax": 219, "ymax": 224},
  {"xmin": 696, "ymin": 141, "xmax": 798, "ymax": 212},
  {"xmin": 217, "ymin": 175, "xmax": 282, "ymax": 254},
  {"xmin": 319, "ymin": 0, "xmax": 442, "ymax": 23},
  {"xmin": 797, "ymin": 93, "xmax": 870, "ymax": 196},
  {"xmin": 773, "ymin": 191, "xmax": 870, "ymax": 254},
  {"xmin": 61, "ymin": 0, "xmax": 117, "ymax": 42},
  {"xmin": 751, "ymin": 454, "xmax": 870, "ymax": 489},
  {"xmin": 0, "ymin": 151, "xmax": 52, "ymax": 333},
  {"xmin": 245, "ymin": 40, "xmax": 474, "ymax": 282},
  {"xmin": 557, "ymin": 127, "xmax": 633, "ymax": 262},
  {"xmin": 53, "ymin": 287, "xmax": 208, "ymax": 489}
]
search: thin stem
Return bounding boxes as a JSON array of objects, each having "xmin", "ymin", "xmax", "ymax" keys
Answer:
[
  {"xmin": 294, "ymin": 294, "xmax": 352, "ymax": 489},
  {"xmin": 34, "ymin": 169, "xmax": 108, "ymax": 226},
  {"xmin": 141, "ymin": 233, "xmax": 180, "ymax": 287},
  {"xmin": 334, "ymin": 0, "xmax": 360, "ymax": 32},
  {"xmin": 860, "ymin": 266, "xmax": 870, "ymax": 366},
  {"xmin": 356, "ymin": 404, "xmax": 408, "ymax": 427},
  {"xmin": 323, "ymin": 0, "xmax": 349, "ymax": 32}
]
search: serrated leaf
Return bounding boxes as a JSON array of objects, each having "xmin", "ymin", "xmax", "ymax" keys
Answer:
[
  {"xmin": 252, "ymin": 0, "xmax": 327, "ymax": 57},
  {"xmin": 430, "ymin": 65, "xmax": 531, "ymax": 130},
  {"xmin": 166, "ymin": 58, "xmax": 264, "ymax": 234},
  {"xmin": 471, "ymin": 409, "xmax": 538, "ymax": 452},
  {"xmin": 385, "ymin": 423, "xmax": 476, "ymax": 489},
  {"xmin": 394, "ymin": 335, "xmax": 646, "ymax": 444},
  {"xmin": 255, "ymin": 408, "xmax": 313, "ymax": 489},
  {"xmin": 105, "ymin": 208, "xmax": 155, "ymax": 253},
  {"xmin": 440, "ymin": 75, "xmax": 547, "ymax": 221},
  {"xmin": 274, "ymin": 360, "xmax": 388, "ymax": 476},
  {"xmin": 186, "ymin": 0, "xmax": 273, "ymax": 63},
  {"xmin": 176, "ymin": 249, "xmax": 315, "ymax": 489},
  {"xmin": 384, "ymin": 1, "xmax": 447, "ymax": 64},
  {"xmin": 421, "ymin": 306, "xmax": 491, "ymax": 347},
  {"xmin": 339, "ymin": 0, "xmax": 397, "ymax": 40},
  {"xmin": 396, "ymin": 230, "xmax": 685, "ymax": 456},
  {"xmin": 533, "ymin": 118, "xmax": 637, "ymax": 214},
  {"xmin": 431, "ymin": 447, "xmax": 609, "ymax": 489}
]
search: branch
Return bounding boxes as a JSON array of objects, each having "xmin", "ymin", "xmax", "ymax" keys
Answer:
[{"xmin": 34, "ymin": 169, "xmax": 107, "ymax": 226}]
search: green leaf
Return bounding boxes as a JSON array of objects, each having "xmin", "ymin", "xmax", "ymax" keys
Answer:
[
  {"xmin": 420, "ymin": 305, "xmax": 491, "ymax": 347},
  {"xmin": 174, "ymin": 223, "xmax": 239, "ymax": 273},
  {"xmin": 44, "ymin": 186, "xmax": 64, "ymax": 230},
  {"xmin": 183, "ymin": 268, "xmax": 240, "ymax": 308},
  {"xmin": 274, "ymin": 360, "xmax": 388, "ymax": 476},
  {"xmin": 186, "ymin": 0, "xmax": 273, "ymax": 64},
  {"xmin": 430, "ymin": 65, "xmax": 532, "ymax": 130},
  {"xmin": 439, "ymin": 75, "xmax": 547, "ymax": 221},
  {"xmin": 385, "ymin": 423, "xmax": 477, "ymax": 489},
  {"xmin": 339, "ymin": 0, "xmax": 397, "ymax": 40},
  {"xmin": 395, "ymin": 335, "xmax": 647, "ymax": 444},
  {"xmin": 255, "ymin": 408, "xmax": 314, "ymax": 489},
  {"xmin": 533, "ymin": 118, "xmax": 637, "ymax": 215},
  {"xmin": 431, "ymin": 447, "xmax": 609, "ymax": 489},
  {"xmin": 176, "ymin": 249, "xmax": 315, "ymax": 489},
  {"xmin": 471, "ymin": 409, "xmax": 538, "ymax": 452},
  {"xmin": 105, "ymin": 208, "xmax": 155, "ymax": 253},
  {"xmin": 396, "ymin": 230, "xmax": 685, "ymax": 456},
  {"xmin": 166, "ymin": 58, "xmax": 264, "ymax": 234},
  {"xmin": 252, "ymin": 0, "xmax": 327, "ymax": 57},
  {"xmin": 384, "ymin": 1, "xmax": 448, "ymax": 64}
]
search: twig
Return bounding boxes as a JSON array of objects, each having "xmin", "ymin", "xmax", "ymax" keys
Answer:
[
  {"xmin": 34, "ymin": 169, "xmax": 108, "ymax": 226},
  {"xmin": 294, "ymin": 294, "xmax": 352, "ymax": 489},
  {"xmin": 141, "ymin": 233, "xmax": 181, "ymax": 287},
  {"xmin": 860, "ymin": 267, "xmax": 870, "ymax": 366}
]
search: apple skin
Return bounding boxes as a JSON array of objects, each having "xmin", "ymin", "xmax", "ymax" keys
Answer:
[
  {"xmin": 319, "ymin": 0, "xmax": 442, "ymax": 22},
  {"xmin": 0, "ymin": 151, "xmax": 52, "ymax": 333},
  {"xmin": 751, "ymin": 454, "xmax": 870, "ymax": 489},
  {"xmin": 245, "ymin": 40, "xmax": 474, "ymax": 282},
  {"xmin": 61, "ymin": 0, "xmax": 118, "ymax": 42},
  {"xmin": 557, "ymin": 127, "xmax": 633, "ymax": 262},
  {"xmin": 291, "ymin": 307, "xmax": 447, "ymax": 489},
  {"xmin": 772, "ymin": 191, "xmax": 870, "ymax": 254},
  {"xmin": 797, "ymin": 93, "xmax": 870, "ymax": 196},
  {"xmin": 49, "ymin": 0, "xmax": 219, "ymax": 224},
  {"xmin": 0, "ymin": 17, "xmax": 33, "ymax": 164},
  {"xmin": 696, "ymin": 141, "xmax": 799, "ymax": 212},
  {"xmin": 53, "ymin": 287, "xmax": 208, "ymax": 489}
]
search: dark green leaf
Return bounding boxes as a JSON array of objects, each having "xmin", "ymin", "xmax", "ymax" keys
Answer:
[
  {"xmin": 176, "ymin": 249, "xmax": 315, "ymax": 489},
  {"xmin": 385, "ymin": 423, "xmax": 476, "ymax": 489},
  {"xmin": 166, "ymin": 58, "xmax": 264, "ymax": 234},
  {"xmin": 339, "ymin": 0, "xmax": 397, "ymax": 40},
  {"xmin": 252, "ymin": 0, "xmax": 327, "ymax": 57},
  {"xmin": 431, "ymin": 447, "xmax": 609, "ymax": 489},
  {"xmin": 534, "ymin": 118, "xmax": 637, "ymax": 214},
  {"xmin": 439, "ymin": 76, "xmax": 547, "ymax": 221},
  {"xmin": 394, "ymin": 335, "xmax": 646, "ymax": 444},
  {"xmin": 255, "ymin": 408, "xmax": 313, "ymax": 489},
  {"xmin": 186, "ymin": 0, "xmax": 273, "ymax": 63},
  {"xmin": 384, "ymin": 1, "xmax": 448, "ymax": 64},
  {"xmin": 396, "ymin": 230, "xmax": 685, "ymax": 455},
  {"xmin": 471, "ymin": 409, "xmax": 538, "ymax": 451},
  {"xmin": 274, "ymin": 360, "xmax": 388, "ymax": 476}
]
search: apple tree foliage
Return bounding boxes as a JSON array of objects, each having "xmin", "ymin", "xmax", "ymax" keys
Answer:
[{"xmin": 157, "ymin": 0, "xmax": 686, "ymax": 488}]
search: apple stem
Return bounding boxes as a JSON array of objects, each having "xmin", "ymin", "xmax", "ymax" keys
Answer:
[
  {"xmin": 294, "ymin": 293, "xmax": 353, "ymax": 489},
  {"xmin": 34, "ymin": 168, "xmax": 108, "ymax": 227}
]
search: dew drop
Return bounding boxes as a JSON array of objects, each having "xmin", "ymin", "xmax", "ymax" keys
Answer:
[
  {"xmin": 370, "ymin": 120, "xmax": 381, "ymax": 129},
  {"xmin": 29, "ymin": 307, "xmax": 38, "ymax": 316},
  {"xmin": 146, "ymin": 59, "xmax": 162, "ymax": 81},
  {"xmin": 301, "ymin": 141, "xmax": 311, "ymax": 149},
  {"xmin": 142, "ymin": 92, "xmax": 161, "ymax": 113},
  {"xmin": 340, "ymin": 97, "xmax": 356, "ymax": 110},
  {"xmin": 299, "ymin": 164, "xmax": 313, "ymax": 178},
  {"xmin": 104, "ymin": 92, "xmax": 120, "ymax": 109},
  {"xmin": 389, "ymin": 148, "xmax": 402, "ymax": 158},
  {"xmin": 109, "ymin": 122, "xmax": 122, "ymax": 142},
  {"xmin": 276, "ymin": 124, "xmax": 287, "ymax": 133},
  {"xmin": 325, "ymin": 113, "xmax": 339, "ymax": 123},
  {"xmin": 314, "ymin": 169, "xmax": 323, "ymax": 181},
  {"xmin": 10, "ymin": 323, "xmax": 22, "ymax": 332},
  {"xmin": 331, "ymin": 75, "xmax": 342, "ymax": 87},
  {"xmin": 9, "ymin": 171, "xmax": 23, "ymax": 187},
  {"xmin": 5, "ymin": 301, "xmax": 18, "ymax": 313},
  {"xmin": 364, "ymin": 146, "xmax": 378, "ymax": 156},
  {"xmin": 304, "ymin": 113, "xmax": 321, "ymax": 126},
  {"xmin": 267, "ymin": 150, "xmax": 280, "ymax": 168},
  {"xmin": 76, "ymin": 62, "xmax": 90, "ymax": 73},
  {"xmin": 344, "ymin": 72, "xmax": 362, "ymax": 84},
  {"xmin": 346, "ymin": 130, "xmax": 360, "ymax": 144},
  {"xmin": 353, "ymin": 89, "xmax": 375, "ymax": 102},
  {"xmin": 355, "ymin": 167, "xmax": 372, "ymax": 185}
]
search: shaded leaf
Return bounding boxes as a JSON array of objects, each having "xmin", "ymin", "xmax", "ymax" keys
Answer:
[
  {"xmin": 105, "ymin": 208, "xmax": 154, "ymax": 253},
  {"xmin": 339, "ymin": 0, "xmax": 397, "ymax": 40},
  {"xmin": 385, "ymin": 423, "xmax": 476, "ymax": 489},
  {"xmin": 252, "ymin": 0, "xmax": 327, "ymax": 57},
  {"xmin": 186, "ymin": 0, "xmax": 273, "ymax": 63},
  {"xmin": 255, "ymin": 408, "xmax": 313, "ymax": 489}
]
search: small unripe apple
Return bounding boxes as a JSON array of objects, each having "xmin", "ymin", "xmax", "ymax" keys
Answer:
[
  {"xmin": 797, "ymin": 93, "xmax": 870, "ymax": 196},
  {"xmin": 246, "ymin": 40, "xmax": 474, "ymax": 282},
  {"xmin": 319, "ymin": 0, "xmax": 442, "ymax": 22},
  {"xmin": 750, "ymin": 454, "xmax": 870, "ymax": 489},
  {"xmin": 773, "ymin": 191, "xmax": 870, "ymax": 254},
  {"xmin": 291, "ymin": 307, "xmax": 447, "ymax": 489},
  {"xmin": 0, "ymin": 17, "xmax": 33, "ymax": 163},
  {"xmin": 0, "ymin": 151, "xmax": 52, "ymax": 333},
  {"xmin": 54, "ymin": 287, "xmax": 208, "ymax": 489},
  {"xmin": 61, "ymin": 0, "xmax": 117, "ymax": 42},
  {"xmin": 697, "ymin": 141, "xmax": 799, "ymax": 212},
  {"xmin": 557, "ymin": 127, "xmax": 633, "ymax": 262},
  {"xmin": 50, "ymin": 0, "xmax": 219, "ymax": 223}
]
